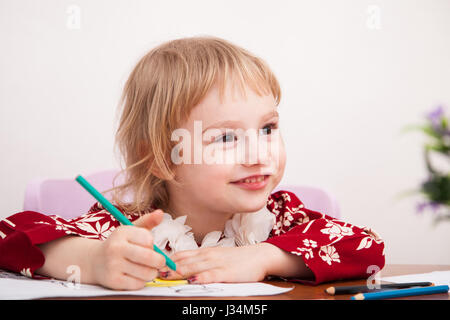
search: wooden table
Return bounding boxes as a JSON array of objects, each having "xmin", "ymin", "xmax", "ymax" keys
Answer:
[{"xmin": 71, "ymin": 264, "xmax": 449, "ymax": 300}]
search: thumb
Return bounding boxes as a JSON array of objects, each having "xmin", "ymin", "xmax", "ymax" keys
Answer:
[{"xmin": 134, "ymin": 209, "xmax": 164, "ymax": 230}]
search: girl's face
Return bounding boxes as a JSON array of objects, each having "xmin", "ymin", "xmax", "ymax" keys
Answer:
[{"xmin": 167, "ymin": 82, "xmax": 286, "ymax": 215}]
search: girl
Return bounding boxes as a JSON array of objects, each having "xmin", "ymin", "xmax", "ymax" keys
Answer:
[{"xmin": 0, "ymin": 36, "xmax": 385, "ymax": 290}]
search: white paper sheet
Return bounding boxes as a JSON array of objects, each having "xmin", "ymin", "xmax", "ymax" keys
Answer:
[
  {"xmin": 0, "ymin": 270, "xmax": 293, "ymax": 300},
  {"xmin": 381, "ymin": 270, "xmax": 450, "ymax": 287}
]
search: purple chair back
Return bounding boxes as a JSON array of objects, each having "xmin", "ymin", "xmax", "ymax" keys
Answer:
[
  {"xmin": 23, "ymin": 170, "xmax": 340, "ymax": 220},
  {"xmin": 273, "ymin": 184, "xmax": 341, "ymax": 219},
  {"xmin": 23, "ymin": 169, "xmax": 121, "ymax": 220}
]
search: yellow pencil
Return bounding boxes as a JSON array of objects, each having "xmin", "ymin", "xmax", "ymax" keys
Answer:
[{"xmin": 145, "ymin": 278, "xmax": 188, "ymax": 287}]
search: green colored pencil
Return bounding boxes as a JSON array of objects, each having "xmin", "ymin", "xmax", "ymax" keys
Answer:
[{"xmin": 75, "ymin": 175, "xmax": 176, "ymax": 271}]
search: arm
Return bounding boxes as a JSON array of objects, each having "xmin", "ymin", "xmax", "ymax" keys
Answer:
[
  {"xmin": 35, "ymin": 221, "xmax": 166, "ymax": 290},
  {"xmin": 264, "ymin": 190, "xmax": 386, "ymax": 284},
  {"xmin": 0, "ymin": 208, "xmax": 167, "ymax": 290},
  {"xmin": 162, "ymin": 241, "xmax": 314, "ymax": 284},
  {"xmin": 256, "ymin": 242, "xmax": 314, "ymax": 280},
  {"xmin": 36, "ymin": 236, "xmax": 99, "ymax": 284},
  {"xmin": 152, "ymin": 191, "xmax": 385, "ymax": 284}
]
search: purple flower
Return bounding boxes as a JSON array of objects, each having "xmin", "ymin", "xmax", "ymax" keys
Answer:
[
  {"xmin": 416, "ymin": 202, "xmax": 427, "ymax": 213},
  {"xmin": 429, "ymin": 202, "xmax": 441, "ymax": 212},
  {"xmin": 426, "ymin": 105, "xmax": 445, "ymax": 131},
  {"xmin": 427, "ymin": 105, "xmax": 444, "ymax": 123},
  {"xmin": 416, "ymin": 201, "xmax": 441, "ymax": 214}
]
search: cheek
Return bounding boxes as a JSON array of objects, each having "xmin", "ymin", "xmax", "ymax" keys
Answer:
[
  {"xmin": 270, "ymin": 137, "xmax": 287, "ymax": 186},
  {"xmin": 201, "ymin": 165, "xmax": 234, "ymax": 185},
  {"xmin": 190, "ymin": 165, "xmax": 235, "ymax": 200},
  {"xmin": 279, "ymin": 142, "xmax": 287, "ymax": 171},
  {"xmin": 177, "ymin": 164, "xmax": 233, "ymax": 187},
  {"xmin": 271, "ymin": 135, "xmax": 287, "ymax": 170}
]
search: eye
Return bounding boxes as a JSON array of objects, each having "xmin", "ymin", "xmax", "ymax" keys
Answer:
[
  {"xmin": 214, "ymin": 131, "xmax": 237, "ymax": 143},
  {"xmin": 259, "ymin": 122, "xmax": 278, "ymax": 135}
]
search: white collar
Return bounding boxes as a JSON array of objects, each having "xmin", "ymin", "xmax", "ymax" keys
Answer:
[{"xmin": 150, "ymin": 206, "xmax": 276, "ymax": 255}]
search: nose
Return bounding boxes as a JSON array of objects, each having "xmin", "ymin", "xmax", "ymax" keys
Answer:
[{"xmin": 239, "ymin": 134, "xmax": 271, "ymax": 166}]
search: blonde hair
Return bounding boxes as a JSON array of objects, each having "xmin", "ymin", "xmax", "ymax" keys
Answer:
[{"xmin": 108, "ymin": 35, "xmax": 281, "ymax": 214}]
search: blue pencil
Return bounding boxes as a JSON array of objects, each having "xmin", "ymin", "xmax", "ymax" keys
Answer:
[
  {"xmin": 75, "ymin": 175, "xmax": 177, "ymax": 271},
  {"xmin": 351, "ymin": 285, "xmax": 449, "ymax": 300}
]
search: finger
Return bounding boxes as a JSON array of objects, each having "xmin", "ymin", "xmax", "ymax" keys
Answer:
[
  {"xmin": 158, "ymin": 265, "xmax": 170, "ymax": 274},
  {"xmin": 172, "ymin": 249, "xmax": 216, "ymax": 268},
  {"xmin": 175, "ymin": 259, "xmax": 214, "ymax": 278},
  {"xmin": 157, "ymin": 265, "xmax": 185, "ymax": 280},
  {"xmin": 171, "ymin": 247, "xmax": 218, "ymax": 263},
  {"xmin": 114, "ymin": 273, "xmax": 147, "ymax": 291},
  {"xmin": 133, "ymin": 210, "xmax": 164, "ymax": 230},
  {"xmin": 123, "ymin": 260, "xmax": 158, "ymax": 283},
  {"xmin": 171, "ymin": 249, "xmax": 201, "ymax": 262},
  {"xmin": 124, "ymin": 243, "xmax": 166, "ymax": 269},
  {"xmin": 123, "ymin": 226, "xmax": 154, "ymax": 248},
  {"xmin": 160, "ymin": 269, "xmax": 185, "ymax": 280},
  {"xmin": 188, "ymin": 268, "xmax": 225, "ymax": 284},
  {"xmin": 120, "ymin": 274, "xmax": 148, "ymax": 290}
]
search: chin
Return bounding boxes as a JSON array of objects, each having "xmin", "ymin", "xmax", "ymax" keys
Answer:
[{"xmin": 234, "ymin": 196, "xmax": 269, "ymax": 214}]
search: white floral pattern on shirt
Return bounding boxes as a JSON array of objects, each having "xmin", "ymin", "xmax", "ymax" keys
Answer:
[
  {"xmin": 20, "ymin": 267, "xmax": 32, "ymax": 278},
  {"xmin": 319, "ymin": 245, "xmax": 341, "ymax": 265},
  {"xmin": 291, "ymin": 239, "xmax": 318, "ymax": 260},
  {"xmin": 320, "ymin": 221, "xmax": 354, "ymax": 245}
]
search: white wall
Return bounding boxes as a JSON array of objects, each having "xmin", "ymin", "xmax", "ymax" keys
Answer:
[{"xmin": 1, "ymin": 0, "xmax": 449, "ymax": 264}]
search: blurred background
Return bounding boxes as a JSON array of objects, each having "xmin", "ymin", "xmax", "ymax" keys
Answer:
[{"xmin": 1, "ymin": 0, "xmax": 449, "ymax": 264}]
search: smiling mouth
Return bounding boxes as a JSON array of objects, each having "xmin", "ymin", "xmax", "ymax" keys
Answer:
[{"xmin": 231, "ymin": 175, "xmax": 269, "ymax": 184}]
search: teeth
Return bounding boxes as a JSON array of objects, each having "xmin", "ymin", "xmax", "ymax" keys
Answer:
[{"xmin": 241, "ymin": 176, "xmax": 265, "ymax": 183}]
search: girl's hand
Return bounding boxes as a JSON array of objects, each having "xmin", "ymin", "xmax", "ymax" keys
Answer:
[
  {"xmin": 89, "ymin": 210, "xmax": 166, "ymax": 290},
  {"xmin": 160, "ymin": 243, "xmax": 274, "ymax": 284}
]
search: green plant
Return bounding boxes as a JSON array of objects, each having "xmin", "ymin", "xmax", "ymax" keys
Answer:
[{"xmin": 402, "ymin": 106, "xmax": 450, "ymax": 223}]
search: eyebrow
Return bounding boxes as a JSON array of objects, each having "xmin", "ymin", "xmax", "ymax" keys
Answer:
[{"xmin": 202, "ymin": 110, "xmax": 279, "ymax": 133}]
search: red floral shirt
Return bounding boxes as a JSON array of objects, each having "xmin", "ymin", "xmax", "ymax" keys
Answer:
[{"xmin": 0, "ymin": 190, "xmax": 385, "ymax": 284}]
